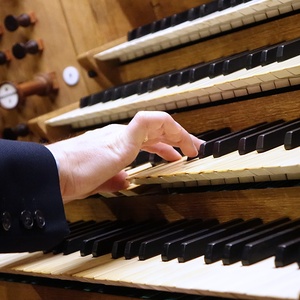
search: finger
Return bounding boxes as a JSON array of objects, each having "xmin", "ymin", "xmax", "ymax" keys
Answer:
[
  {"xmin": 142, "ymin": 143, "xmax": 182, "ymax": 161},
  {"xmin": 93, "ymin": 171, "xmax": 129, "ymax": 193},
  {"xmin": 160, "ymin": 121, "xmax": 200, "ymax": 157},
  {"xmin": 127, "ymin": 111, "xmax": 201, "ymax": 156}
]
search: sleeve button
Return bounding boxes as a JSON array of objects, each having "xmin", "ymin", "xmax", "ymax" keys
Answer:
[
  {"xmin": 2, "ymin": 211, "xmax": 12, "ymax": 231},
  {"xmin": 34, "ymin": 210, "xmax": 46, "ymax": 229},
  {"xmin": 20, "ymin": 210, "xmax": 34, "ymax": 229}
]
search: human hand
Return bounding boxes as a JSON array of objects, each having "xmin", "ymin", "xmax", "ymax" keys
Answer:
[{"xmin": 46, "ymin": 111, "xmax": 203, "ymax": 203}]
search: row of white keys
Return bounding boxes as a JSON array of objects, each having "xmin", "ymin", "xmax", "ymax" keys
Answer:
[
  {"xmin": 173, "ymin": 257, "xmax": 300, "ymax": 299},
  {"xmin": 0, "ymin": 252, "xmax": 42, "ymax": 270},
  {"xmin": 159, "ymin": 146, "xmax": 296, "ymax": 183},
  {"xmin": 97, "ymin": 0, "xmax": 293, "ymax": 62},
  {"xmin": 83, "ymin": 54, "xmax": 300, "ymax": 127},
  {"xmin": 46, "ymin": 50, "xmax": 300, "ymax": 128},
  {"xmin": 73, "ymin": 256, "xmax": 141, "ymax": 284},
  {"xmin": 76, "ymin": 252, "xmax": 300, "ymax": 299},
  {"xmin": 130, "ymin": 143, "xmax": 300, "ymax": 186},
  {"xmin": 2, "ymin": 251, "xmax": 299, "ymax": 298},
  {"xmin": 98, "ymin": 162, "xmax": 154, "ymax": 198},
  {"xmin": 178, "ymin": 145, "xmax": 300, "ymax": 183}
]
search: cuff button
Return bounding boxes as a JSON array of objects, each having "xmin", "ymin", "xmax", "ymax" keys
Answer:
[
  {"xmin": 34, "ymin": 210, "xmax": 46, "ymax": 229},
  {"xmin": 20, "ymin": 210, "xmax": 34, "ymax": 229},
  {"xmin": 2, "ymin": 211, "xmax": 12, "ymax": 231}
]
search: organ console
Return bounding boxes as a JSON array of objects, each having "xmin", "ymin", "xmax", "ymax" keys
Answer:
[{"xmin": 2, "ymin": 0, "xmax": 300, "ymax": 299}]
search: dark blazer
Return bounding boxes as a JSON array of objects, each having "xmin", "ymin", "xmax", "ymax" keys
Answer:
[{"xmin": 0, "ymin": 139, "xmax": 69, "ymax": 253}]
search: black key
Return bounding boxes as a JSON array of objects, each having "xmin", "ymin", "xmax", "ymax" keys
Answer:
[
  {"xmin": 80, "ymin": 95, "xmax": 90, "ymax": 108},
  {"xmin": 256, "ymin": 118, "xmax": 300, "ymax": 152},
  {"xmin": 127, "ymin": 27, "xmax": 138, "ymax": 41},
  {"xmin": 223, "ymin": 51, "xmax": 251, "ymax": 75},
  {"xmin": 66, "ymin": 220, "xmax": 110, "ymax": 236},
  {"xmin": 260, "ymin": 44, "xmax": 279, "ymax": 66},
  {"xmin": 52, "ymin": 220, "xmax": 108, "ymax": 254},
  {"xmin": 170, "ymin": 10, "xmax": 190, "ymax": 27},
  {"xmin": 136, "ymin": 23, "xmax": 153, "ymax": 39},
  {"xmin": 238, "ymin": 120, "xmax": 285, "ymax": 155},
  {"xmin": 68, "ymin": 220, "xmax": 94, "ymax": 231},
  {"xmin": 65, "ymin": 225, "xmax": 123, "ymax": 255},
  {"xmin": 186, "ymin": 128, "xmax": 231, "ymax": 160},
  {"xmin": 276, "ymin": 38, "xmax": 300, "ymax": 62},
  {"xmin": 137, "ymin": 78, "xmax": 152, "ymax": 95},
  {"xmin": 87, "ymin": 88, "xmax": 117, "ymax": 106},
  {"xmin": 148, "ymin": 153, "xmax": 166, "ymax": 166},
  {"xmin": 199, "ymin": 130, "xmax": 240, "ymax": 158},
  {"xmin": 198, "ymin": 127, "xmax": 231, "ymax": 141},
  {"xmin": 124, "ymin": 219, "xmax": 191, "ymax": 259},
  {"xmin": 284, "ymin": 127, "xmax": 300, "ymax": 150},
  {"xmin": 178, "ymin": 218, "xmax": 244, "ymax": 262},
  {"xmin": 187, "ymin": 6, "xmax": 202, "ymax": 21},
  {"xmin": 44, "ymin": 220, "xmax": 91, "ymax": 253},
  {"xmin": 151, "ymin": 19, "xmax": 164, "ymax": 34},
  {"xmin": 242, "ymin": 224, "xmax": 300, "ymax": 265},
  {"xmin": 231, "ymin": 0, "xmax": 247, "ymax": 5},
  {"xmin": 176, "ymin": 68, "xmax": 192, "ymax": 86},
  {"xmin": 159, "ymin": 17, "xmax": 172, "ymax": 31},
  {"xmin": 208, "ymin": 58, "xmax": 226, "ymax": 78},
  {"xmin": 138, "ymin": 219, "xmax": 204, "ymax": 260},
  {"xmin": 213, "ymin": 122, "xmax": 268, "ymax": 157},
  {"xmin": 167, "ymin": 71, "xmax": 182, "ymax": 87},
  {"xmin": 204, "ymin": 218, "xmax": 263, "ymax": 264},
  {"xmin": 148, "ymin": 72, "xmax": 174, "ymax": 92},
  {"xmin": 121, "ymin": 80, "xmax": 141, "ymax": 98},
  {"xmin": 88, "ymin": 91, "xmax": 105, "ymax": 106},
  {"xmin": 131, "ymin": 151, "xmax": 151, "ymax": 167},
  {"xmin": 200, "ymin": 123, "xmax": 267, "ymax": 158},
  {"xmin": 101, "ymin": 88, "xmax": 115, "ymax": 103},
  {"xmin": 162, "ymin": 219, "xmax": 219, "ymax": 261},
  {"xmin": 91, "ymin": 221, "xmax": 154, "ymax": 257},
  {"xmin": 111, "ymin": 220, "xmax": 168, "ymax": 259},
  {"xmin": 189, "ymin": 62, "xmax": 211, "ymax": 82},
  {"xmin": 62, "ymin": 220, "xmax": 122, "ymax": 254},
  {"xmin": 218, "ymin": 0, "xmax": 232, "ymax": 10},
  {"xmin": 275, "ymin": 236, "xmax": 300, "ymax": 267},
  {"xmin": 210, "ymin": 217, "xmax": 293, "ymax": 264},
  {"xmin": 200, "ymin": 1, "xmax": 219, "ymax": 17},
  {"xmin": 246, "ymin": 47, "xmax": 266, "ymax": 69},
  {"xmin": 222, "ymin": 217, "xmax": 295, "ymax": 265}
]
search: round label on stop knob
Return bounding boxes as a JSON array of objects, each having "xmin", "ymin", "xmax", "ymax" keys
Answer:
[{"xmin": 0, "ymin": 83, "xmax": 19, "ymax": 109}]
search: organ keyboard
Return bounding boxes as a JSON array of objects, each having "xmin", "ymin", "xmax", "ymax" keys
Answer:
[
  {"xmin": 0, "ymin": 217, "xmax": 300, "ymax": 299},
  {"xmin": 46, "ymin": 38, "xmax": 300, "ymax": 129},
  {"xmin": 96, "ymin": 0, "xmax": 300, "ymax": 62},
  {"xmin": 129, "ymin": 144, "xmax": 300, "ymax": 186}
]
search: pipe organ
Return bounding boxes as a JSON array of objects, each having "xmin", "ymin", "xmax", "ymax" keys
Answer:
[{"xmin": 1, "ymin": 0, "xmax": 300, "ymax": 299}]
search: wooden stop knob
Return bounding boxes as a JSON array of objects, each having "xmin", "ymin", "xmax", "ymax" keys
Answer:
[{"xmin": 4, "ymin": 13, "xmax": 36, "ymax": 31}]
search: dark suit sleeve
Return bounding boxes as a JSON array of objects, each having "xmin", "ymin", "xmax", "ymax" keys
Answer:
[{"xmin": 0, "ymin": 139, "xmax": 69, "ymax": 253}]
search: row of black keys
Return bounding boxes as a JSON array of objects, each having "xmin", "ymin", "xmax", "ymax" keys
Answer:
[
  {"xmin": 127, "ymin": 0, "xmax": 252, "ymax": 41},
  {"xmin": 131, "ymin": 117, "xmax": 300, "ymax": 169},
  {"xmin": 47, "ymin": 217, "xmax": 300, "ymax": 268},
  {"xmin": 80, "ymin": 37, "xmax": 300, "ymax": 108}
]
